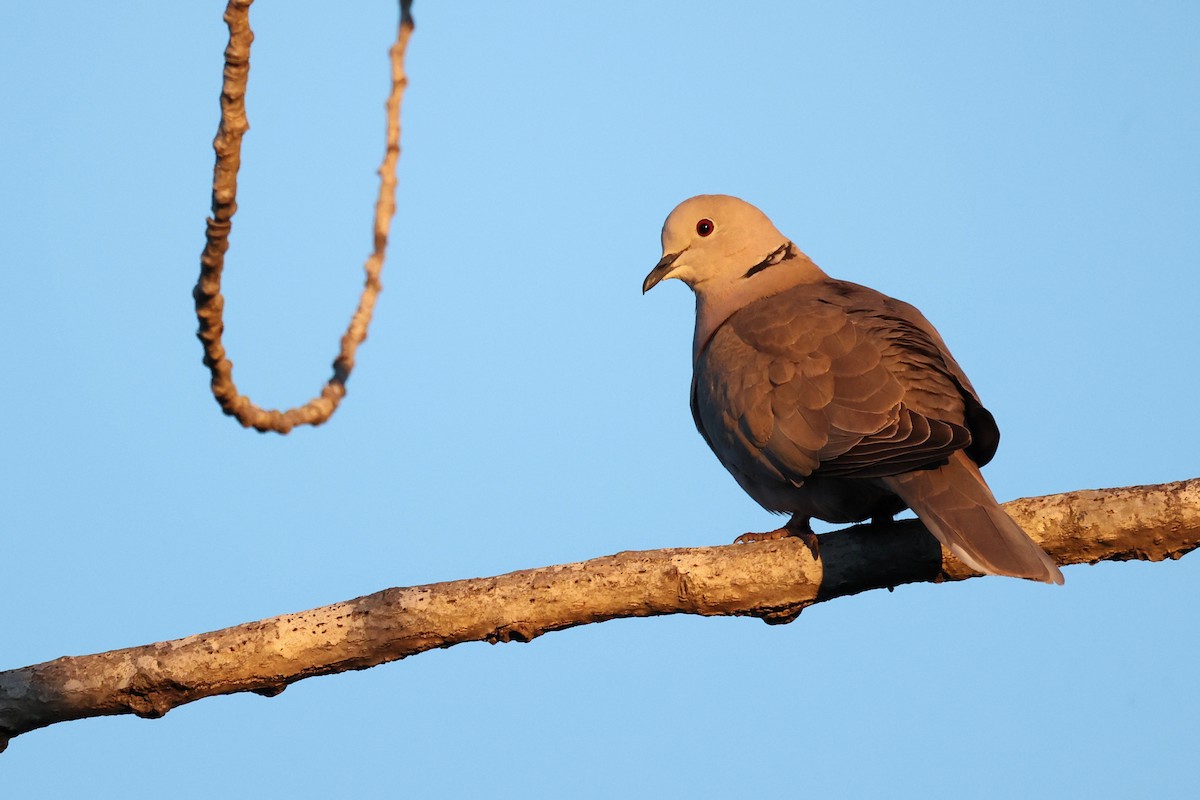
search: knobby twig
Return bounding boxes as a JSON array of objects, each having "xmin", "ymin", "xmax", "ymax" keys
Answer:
[
  {"xmin": 1, "ymin": 479, "xmax": 1196, "ymax": 751},
  {"xmin": 193, "ymin": 0, "xmax": 415, "ymax": 433}
]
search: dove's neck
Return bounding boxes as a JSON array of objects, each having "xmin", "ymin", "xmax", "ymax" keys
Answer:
[{"xmin": 692, "ymin": 244, "xmax": 828, "ymax": 361}]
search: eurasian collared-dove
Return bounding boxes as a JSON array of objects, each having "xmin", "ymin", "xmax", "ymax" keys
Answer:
[{"xmin": 643, "ymin": 194, "xmax": 1063, "ymax": 584}]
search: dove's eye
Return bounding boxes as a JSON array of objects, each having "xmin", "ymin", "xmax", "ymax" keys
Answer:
[{"xmin": 696, "ymin": 219, "xmax": 715, "ymax": 237}]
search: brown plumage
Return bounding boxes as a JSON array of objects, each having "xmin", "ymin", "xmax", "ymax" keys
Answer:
[{"xmin": 644, "ymin": 195, "xmax": 1062, "ymax": 584}]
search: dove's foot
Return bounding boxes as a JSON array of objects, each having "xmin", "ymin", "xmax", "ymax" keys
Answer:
[{"xmin": 733, "ymin": 517, "xmax": 820, "ymax": 560}]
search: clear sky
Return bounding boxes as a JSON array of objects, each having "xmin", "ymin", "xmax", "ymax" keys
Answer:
[{"xmin": 3, "ymin": 2, "xmax": 1198, "ymax": 797}]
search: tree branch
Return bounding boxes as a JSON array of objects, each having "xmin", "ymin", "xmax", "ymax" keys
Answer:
[
  {"xmin": 1, "ymin": 479, "xmax": 1196, "ymax": 751},
  {"xmin": 193, "ymin": 0, "xmax": 414, "ymax": 433}
]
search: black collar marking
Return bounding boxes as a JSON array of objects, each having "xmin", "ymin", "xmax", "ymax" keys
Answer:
[{"xmin": 741, "ymin": 241, "xmax": 798, "ymax": 279}]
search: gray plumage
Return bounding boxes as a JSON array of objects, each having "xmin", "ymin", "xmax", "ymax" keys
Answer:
[{"xmin": 644, "ymin": 195, "xmax": 1062, "ymax": 584}]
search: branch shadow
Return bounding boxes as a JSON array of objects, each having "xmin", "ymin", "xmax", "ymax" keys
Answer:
[{"xmin": 816, "ymin": 519, "xmax": 946, "ymax": 603}]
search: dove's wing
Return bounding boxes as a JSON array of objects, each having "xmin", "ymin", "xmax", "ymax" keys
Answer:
[
  {"xmin": 692, "ymin": 280, "xmax": 976, "ymax": 488},
  {"xmin": 858, "ymin": 288, "xmax": 1001, "ymax": 467}
]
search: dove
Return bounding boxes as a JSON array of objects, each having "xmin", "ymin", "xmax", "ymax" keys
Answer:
[{"xmin": 643, "ymin": 194, "xmax": 1063, "ymax": 584}]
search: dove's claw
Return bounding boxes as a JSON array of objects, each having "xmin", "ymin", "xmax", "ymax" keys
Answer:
[
  {"xmin": 733, "ymin": 528, "xmax": 793, "ymax": 544},
  {"xmin": 733, "ymin": 519, "xmax": 821, "ymax": 560}
]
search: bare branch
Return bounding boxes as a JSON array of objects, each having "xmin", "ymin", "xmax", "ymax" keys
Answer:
[
  {"xmin": 193, "ymin": 0, "xmax": 415, "ymax": 433},
  {"xmin": 1, "ymin": 479, "xmax": 1196, "ymax": 751}
]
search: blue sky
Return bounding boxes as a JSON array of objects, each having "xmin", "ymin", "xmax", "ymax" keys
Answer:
[{"xmin": 3, "ymin": 2, "xmax": 1197, "ymax": 797}]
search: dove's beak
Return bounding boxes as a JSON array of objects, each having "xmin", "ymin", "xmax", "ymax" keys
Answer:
[{"xmin": 643, "ymin": 251, "xmax": 683, "ymax": 294}]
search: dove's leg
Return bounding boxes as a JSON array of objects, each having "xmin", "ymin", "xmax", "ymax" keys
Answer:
[{"xmin": 733, "ymin": 515, "xmax": 821, "ymax": 559}]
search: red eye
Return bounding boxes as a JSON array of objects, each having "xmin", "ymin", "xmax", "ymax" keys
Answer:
[{"xmin": 696, "ymin": 219, "xmax": 714, "ymax": 237}]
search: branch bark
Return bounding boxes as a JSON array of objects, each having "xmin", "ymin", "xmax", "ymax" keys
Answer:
[{"xmin": 1, "ymin": 479, "xmax": 1196, "ymax": 751}]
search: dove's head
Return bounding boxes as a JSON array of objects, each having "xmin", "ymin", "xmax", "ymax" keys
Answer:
[{"xmin": 642, "ymin": 195, "xmax": 792, "ymax": 294}]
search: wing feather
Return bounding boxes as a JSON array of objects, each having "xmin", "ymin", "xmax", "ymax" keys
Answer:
[{"xmin": 692, "ymin": 280, "xmax": 991, "ymax": 496}]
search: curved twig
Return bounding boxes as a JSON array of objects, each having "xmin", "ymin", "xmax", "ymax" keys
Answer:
[
  {"xmin": 193, "ymin": 0, "xmax": 415, "ymax": 433},
  {"xmin": 1, "ymin": 479, "xmax": 1196, "ymax": 751}
]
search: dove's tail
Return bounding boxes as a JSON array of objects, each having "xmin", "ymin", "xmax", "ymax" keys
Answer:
[{"xmin": 882, "ymin": 451, "xmax": 1064, "ymax": 584}]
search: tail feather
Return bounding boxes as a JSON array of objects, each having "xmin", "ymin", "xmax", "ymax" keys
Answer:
[{"xmin": 883, "ymin": 451, "xmax": 1064, "ymax": 584}]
